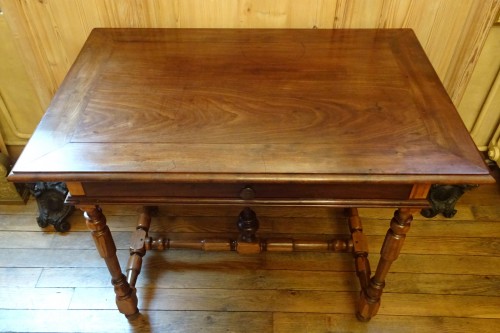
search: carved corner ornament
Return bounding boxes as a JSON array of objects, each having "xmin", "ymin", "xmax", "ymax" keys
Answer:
[
  {"xmin": 31, "ymin": 182, "xmax": 74, "ymax": 232},
  {"xmin": 420, "ymin": 184, "xmax": 478, "ymax": 218}
]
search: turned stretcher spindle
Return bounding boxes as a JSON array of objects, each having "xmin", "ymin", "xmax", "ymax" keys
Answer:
[
  {"xmin": 143, "ymin": 236, "xmax": 353, "ymax": 254},
  {"xmin": 356, "ymin": 208, "xmax": 413, "ymax": 322},
  {"xmin": 348, "ymin": 208, "xmax": 371, "ymax": 290},
  {"xmin": 126, "ymin": 207, "xmax": 153, "ymax": 288}
]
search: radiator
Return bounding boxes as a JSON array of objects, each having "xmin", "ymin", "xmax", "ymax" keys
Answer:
[
  {"xmin": 458, "ymin": 23, "xmax": 500, "ymax": 166},
  {"xmin": 469, "ymin": 67, "xmax": 500, "ymax": 165},
  {"xmin": 487, "ymin": 123, "xmax": 500, "ymax": 164}
]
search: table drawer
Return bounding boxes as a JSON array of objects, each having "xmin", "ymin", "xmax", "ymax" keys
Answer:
[{"xmin": 81, "ymin": 182, "xmax": 413, "ymax": 200}]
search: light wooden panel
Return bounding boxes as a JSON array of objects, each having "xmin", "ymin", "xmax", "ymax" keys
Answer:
[
  {"xmin": 0, "ymin": 0, "xmax": 499, "ymax": 138},
  {"xmin": 458, "ymin": 26, "xmax": 500, "ymax": 153},
  {"xmin": 0, "ymin": 9, "xmax": 44, "ymax": 146}
]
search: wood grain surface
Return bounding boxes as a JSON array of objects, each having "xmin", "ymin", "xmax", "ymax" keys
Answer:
[
  {"xmin": 2, "ymin": 0, "xmax": 498, "ymax": 110},
  {"xmin": 8, "ymin": 29, "xmax": 491, "ymax": 184}
]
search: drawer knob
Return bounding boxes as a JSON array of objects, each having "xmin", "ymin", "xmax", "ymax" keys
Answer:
[{"xmin": 240, "ymin": 186, "xmax": 255, "ymax": 200}]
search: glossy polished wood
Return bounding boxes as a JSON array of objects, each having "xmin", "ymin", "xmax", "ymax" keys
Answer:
[
  {"xmin": 9, "ymin": 29, "xmax": 491, "ymax": 185},
  {"xmin": 8, "ymin": 29, "xmax": 493, "ymax": 321}
]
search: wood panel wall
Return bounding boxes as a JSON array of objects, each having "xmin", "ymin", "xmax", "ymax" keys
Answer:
[
  {"xmin": 1, "ymin": 0, "xmax": 499, "ymax": 137},
  {"xmin": 458, "ymin": 25, "xmax": 500, "ymax": 155},
  {"xmin": 0, "ymin": 11, "xmax": 44, "ymax": 147}
]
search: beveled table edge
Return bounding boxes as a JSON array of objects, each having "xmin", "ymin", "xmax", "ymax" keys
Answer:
[{"xmin": 8, "ymin": 171, "xmax": 495, "ymax": 185}]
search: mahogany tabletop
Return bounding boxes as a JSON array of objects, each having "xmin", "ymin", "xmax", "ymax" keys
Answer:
[{"xmin": 9, "ymin": 28, "xmax": 492, "ymax": 185}]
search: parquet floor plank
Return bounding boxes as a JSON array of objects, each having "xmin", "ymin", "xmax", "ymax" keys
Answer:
[{"xmin": 0, "ymin": 177, "xmax": 499, "ymax": 332}]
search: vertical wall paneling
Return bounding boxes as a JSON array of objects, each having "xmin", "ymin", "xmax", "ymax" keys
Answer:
[
  {"xmin": 0, "ymin": 5, "xmax": 44, "ymax": 146},
  {"xmin": 458, "ymin": 24, "xmax": 500, "ymax": 164},
  {"xmin": 484, "ymin": 73, "xmax": 500, "ymax": 164}
]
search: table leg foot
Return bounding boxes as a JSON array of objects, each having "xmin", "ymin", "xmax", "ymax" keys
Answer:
[
  {"xmin": 352, "ymin": 208, "xmax": 413, "ymax": 321},
  {"xmin": 114, "ymin": 275, "xmax": 139, "ymax": 317},
  {"xmin": 80, "ymin": 205, "xmax": 139, "ymax": 317},
  {"xmin": 356, "ymin": 282, "xmax": 383, "ymax": 321}
]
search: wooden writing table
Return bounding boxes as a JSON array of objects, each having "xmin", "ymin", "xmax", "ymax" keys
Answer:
[{"xmin": 9, "ymin": 29, "xmax": 493, "ymax": 321}]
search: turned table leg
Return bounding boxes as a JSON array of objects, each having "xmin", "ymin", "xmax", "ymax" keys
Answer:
[
  {"xmin": 348, "ymin": 208, "xmax": 371, "ymax": 292},
  {"xmin": 126, "ymin": 206, "xmax": 154, "ymax": 287},
  {"xmin": 356, "ymin": 208, "xmax": 413, "ymax": 321},
  {"xmin": 79, "ymin": 205, "xmax": 139, "ymax": 318}
]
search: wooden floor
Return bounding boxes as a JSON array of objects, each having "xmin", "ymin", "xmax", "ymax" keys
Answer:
[{"xmin": 1, "ymin": 170, "xmax": 499, "ymax": 332}]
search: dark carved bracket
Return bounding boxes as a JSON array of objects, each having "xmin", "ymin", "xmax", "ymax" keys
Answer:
[
  {"xmin": 31, "ymin": 182, "xmax": 74, "ymax": 232},
  {"xmin": 420, "ymin": 184, "xmax": 478, "ymax": 218}
]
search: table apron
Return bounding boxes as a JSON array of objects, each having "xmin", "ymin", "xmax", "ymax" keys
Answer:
[{"xmin": 64, "ymin": 182, "xmax": 430, "ymax": 207}]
